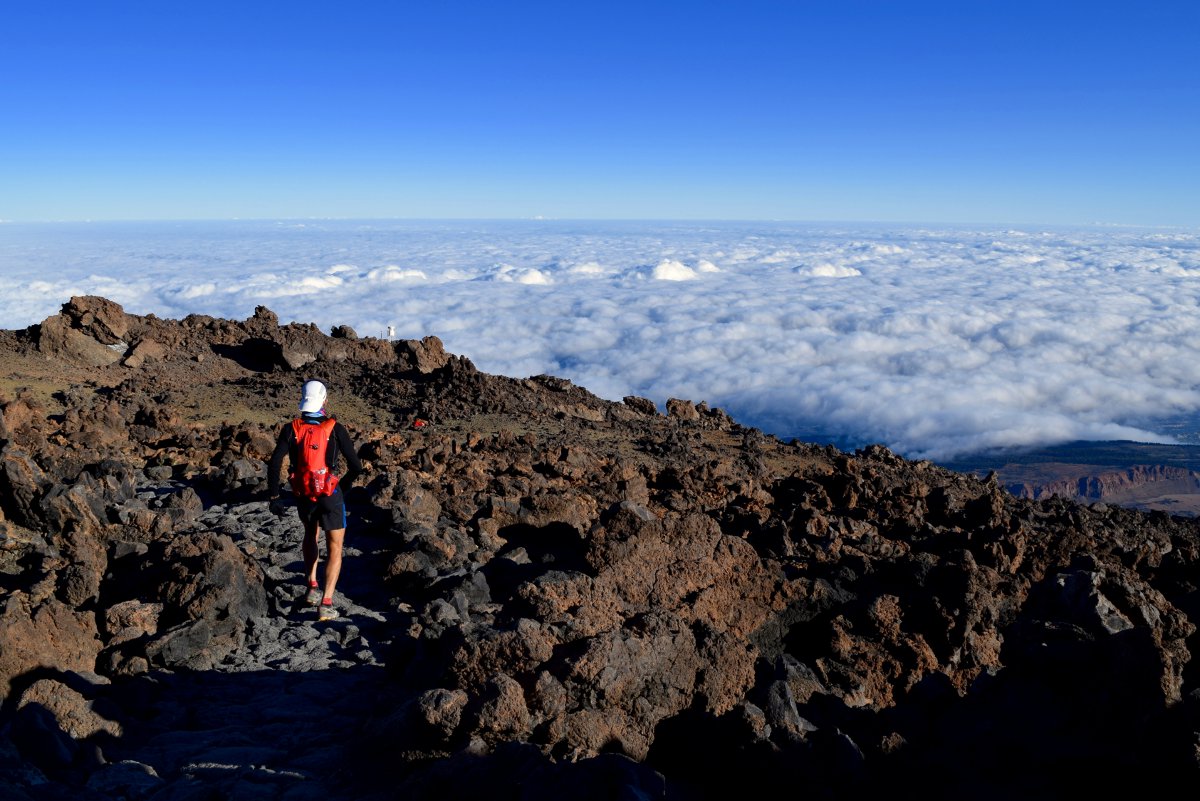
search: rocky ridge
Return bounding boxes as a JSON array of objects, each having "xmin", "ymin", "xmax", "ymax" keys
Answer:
[
  {"xmin": 952, "ymin": 448, "xmax": 1200, "ymax": 516},
  {"xmin": 1007, "ymin": 463, "xmax": 1200, "ymax": 505},
  {"xmin": 2, "ymin": 296, "xmax": 1200, "ymax": 799}
]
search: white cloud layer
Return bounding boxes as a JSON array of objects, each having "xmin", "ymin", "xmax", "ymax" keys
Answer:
[{"xmin": 2, "ymin": 219, "xmax": 1199, "ymax": 461}]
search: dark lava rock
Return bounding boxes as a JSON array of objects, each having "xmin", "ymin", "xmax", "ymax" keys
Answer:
[{"xmin": 2, "ymin": 297, "xmax": 1200, "ymax": 800}]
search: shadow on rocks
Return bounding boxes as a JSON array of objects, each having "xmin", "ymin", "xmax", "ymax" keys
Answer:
[{"xmin": 1, "ymin": 662, "xmax": 425, "ymax": 801}]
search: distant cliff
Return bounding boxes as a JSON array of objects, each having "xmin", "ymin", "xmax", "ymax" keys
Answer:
[{"xmin": 1007, "ymin": 464, "xmax": 1200, "ymax": 504}]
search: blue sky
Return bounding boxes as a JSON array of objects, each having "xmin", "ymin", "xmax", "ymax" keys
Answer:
[{"xmin": 2, "ymin": 1, "xmax": 1197, "ymax": 225}]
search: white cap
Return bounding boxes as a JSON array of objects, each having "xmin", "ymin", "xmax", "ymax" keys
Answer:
[{"xmin": 299, "ymin": 380, "xmax": 327, "ymax": 413}]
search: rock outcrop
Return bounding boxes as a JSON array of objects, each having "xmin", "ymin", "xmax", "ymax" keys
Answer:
[
  {"xmin": 2, "ymin": 296, "xmax": 1200, "ymax": 800},
  {"xmin": 1009, "ymin": 463, "xmax": 1200, "ymax": 504}
]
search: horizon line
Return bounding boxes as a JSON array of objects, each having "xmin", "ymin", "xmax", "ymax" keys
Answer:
[{"xmin": 2, "ymin": 215, "xmax": 1195, "ymax": 231}]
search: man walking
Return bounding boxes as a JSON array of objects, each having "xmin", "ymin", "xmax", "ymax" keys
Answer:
[{"xmin": 268, "ymin": 379, "xmax": 362, "ymax": 621}]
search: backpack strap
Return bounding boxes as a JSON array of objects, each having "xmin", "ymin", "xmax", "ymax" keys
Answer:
[{"xmin": 291, "ymin": 417, "xmax": 337, "ymax": 439}]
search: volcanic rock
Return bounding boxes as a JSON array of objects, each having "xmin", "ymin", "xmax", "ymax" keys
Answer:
[
  {"xmin": 35, "ymin": 296, "xmax": 131, "ymax": 368},
  {"xmin": 0, "ymin": 595, "xmax": 102, "ymax": 699},
  {"xmin": 1, "ymin": 297, "xmax": 1199, "ymax": 800}
]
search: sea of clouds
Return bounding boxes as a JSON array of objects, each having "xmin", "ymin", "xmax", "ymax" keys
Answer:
[{"xmin": 2, "ymin": 219, "xmax": 1199, "ymax": 461}]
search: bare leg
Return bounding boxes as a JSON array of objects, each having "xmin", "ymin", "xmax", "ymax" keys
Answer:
[
  {"xmin": 303, "ymin": 520, "xmax": 320, "ymax": 585},
  {"xmin": 322, "ymin": 527, "xmax": 345, "ymax": 602}
]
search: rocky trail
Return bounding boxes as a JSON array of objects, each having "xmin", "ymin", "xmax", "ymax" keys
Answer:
[
  {"xmin": 19, "ymin": 485, "xmax": 412, "ymax": 801},
  {"xmin": 6, "ymin": 297, "xmax": 1200, "ymax": 800},
  {"xmin": 207, "ymin": 496, "xmax": 398, "ymax": 673}
]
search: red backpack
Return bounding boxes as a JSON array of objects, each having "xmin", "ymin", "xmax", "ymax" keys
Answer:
[{"xmin": 288, "ymin": 418, "xmax": 340, "ymax": 500}]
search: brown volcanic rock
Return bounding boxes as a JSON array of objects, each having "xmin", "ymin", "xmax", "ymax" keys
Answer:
[
  {"xmin": 397, "ymin": 335, "xmax": 451, "ymax": 374},
  {"xmin": 0, "ymin": 594, "xmax": 101, "ymax": 699},
  {"xmin": 16, "ymin": 676, "xmax": 123, "ymax": 740},
  {"xmin": 0, "ymin": 446, "xmax": 49, "ymax": 528},
  {"xmin": 441, "ymin": 505, "xmax": 770, "ymax": 760},
  {"xmin": 36, "ymin": 317, "xmax": 123, "ymax": 369},
  {"xmin": 121, "ymin": 336, "xmax": 166, "ymax": 369},
  {"xmin": 3, "ymin": 297, "xmax": 1200, "ymax": 799},
  {"xmin": 34, "ymin": 295, "xmax": 137, "ymax": 368},
  {"xmin": 60, "ymin": 296, "xmax": 130, "ymax": 345}
]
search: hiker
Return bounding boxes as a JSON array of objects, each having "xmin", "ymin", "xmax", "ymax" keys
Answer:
[{"xmin": 267, "ymin": 379, "xmax": 363, "ymax": 621}]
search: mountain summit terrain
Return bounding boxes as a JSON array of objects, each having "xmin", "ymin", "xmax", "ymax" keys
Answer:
[{"xmin": 2, "ymin": 296, "xmax": 1199, "ymax": 799}]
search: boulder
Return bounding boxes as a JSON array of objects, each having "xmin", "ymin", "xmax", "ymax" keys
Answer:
[
  {"xmin": 36, "ymin": 315, "xmax": 123, "ymax": 367},
  {"xmin": 0, "ymin": 594, "xmax": 101, "ymax": 699},
  {"xmin": 622, "ymin": 396, "xmax": 658, "ymax": 416},
  {"xmin": 397, "ymin": 336, "xmax": 451, "ymax": 373},
  {"xmin": 122, "ymin": 337, "xmax": 166, "ymax": 368},
  {"xmin": 61, "ymin": 296, "xmax": 130, "ymax": 344},
  {"xmin": 665, "ymin": 398, "xmax": 699, "ymax": 421},
  {"xmin": 0, "ymin": 447, "xmax": 48, "ymax": 527},
  {"xmin": 143, "ymin": 533, "xmax": 267, "ymax": 670},
  {"xmin": 16, "ymin": 676, "xmax": 123, "ymax": 740}
]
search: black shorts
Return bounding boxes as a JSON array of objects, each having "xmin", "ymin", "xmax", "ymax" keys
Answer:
[{"xmin": 295, "ymin": 488, "xmax": 347, "ymax": 531}]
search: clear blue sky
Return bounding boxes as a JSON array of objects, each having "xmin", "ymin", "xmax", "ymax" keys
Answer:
[{"xmin": 2, "ymin": 1, "xmax": 1196, "ymax": 225}]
